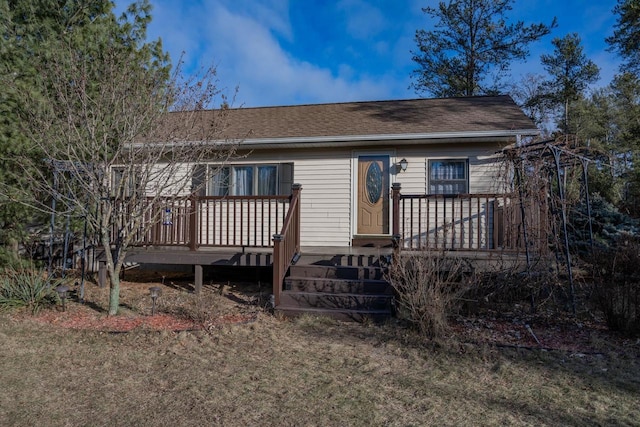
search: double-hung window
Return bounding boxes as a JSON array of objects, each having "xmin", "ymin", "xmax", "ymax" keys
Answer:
[{"xmin": 428, "ymin": 159, "xmax": 468, "ymax": 195}]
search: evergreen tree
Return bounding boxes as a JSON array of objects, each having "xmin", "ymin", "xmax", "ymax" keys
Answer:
[
  {"xmin": 0, "ymin": 0, "xmax": 169, "ymax": 259},
  {"xmin": 607, "ymin": 0, "xmax": 640, "ymax": 74},
  {"xmin": 411, "ymin": 0, "xmax": 556, "ymax": 97},
  {"xmin": 540, "ymin": 33, "xmax": 600, "ymax": 134},
  {"xmin": 562, "ymin": 73, "xmax": 640, "ymax": 216},
  {"xmin": 610, "ymin": 73, "xmax": 640, "ymax": 215},
  {"xmin": 1, "ymin": 1, "xmax": 237, "ymax": 315}
]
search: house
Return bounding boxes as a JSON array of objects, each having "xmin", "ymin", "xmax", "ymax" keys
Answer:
[{"xmin": 102, "ymin": 95, "xmax": 541, "ymax": 319}]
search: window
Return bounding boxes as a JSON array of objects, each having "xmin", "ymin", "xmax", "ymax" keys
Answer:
[
  {"xmin": 111, "ymin": 166, "xmax": 139, "ymax": 197},
  {"xmin": 208, "ymin": 167, "xmax": 229, "ymax": 196},
  {"xmin": 257, "ymin": 165, "xmax": 277, "ymax": 195},
  {"xmin": 429, "ymin": 159, "xmax": 468, "ymax": 194},
  {"xmin": 232, "ymin": 166, "xmax": 253, "ymax": 196},
  {"xmin": 192, "ymin": 163, "xmax": 293, "ymax": 196}
]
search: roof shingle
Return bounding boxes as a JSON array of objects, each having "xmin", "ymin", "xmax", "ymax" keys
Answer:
[{"xmin": 156, "ymin": 95, "xmax": 538, "ymax": 142}]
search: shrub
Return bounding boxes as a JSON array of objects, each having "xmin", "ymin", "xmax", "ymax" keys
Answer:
[
  {"xmin": 0, "ymin": 246, "xmax": 32, "ymax": 269},
  {"xmin": 468, "ymin": 262, "xmax": 561, "ymax": 313},
  {"xmin": 387, "ymin": 251, "xmax": 470, "ymax": 339},
  {"xmin": 0, "ymin": 267, "xmax": 59, "ymax": 314},
  {"xmin": 569, "ymin": 193, "xmax": 640, "ymax": 254},
  {"xmin": 589, "ymin": 235, "xmax": 640, "ymax": 336}
]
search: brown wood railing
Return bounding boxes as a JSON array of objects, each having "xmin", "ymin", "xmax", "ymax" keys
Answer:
[
  {"xmin": 272, "ymin": 184, "xmax": 302, "ymax": 307},
  {"xmin": 391, "ymin": 184, "xmax": 548, "ymax": 252},
  {"xmin": 118, "ymin": 194, "xmax": 291, "ymax": 249},
  {"xmin": 195, "ymin": 195, "xmax": 290, "ymax": 248}
]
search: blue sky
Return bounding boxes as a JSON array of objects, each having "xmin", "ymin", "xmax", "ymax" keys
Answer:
[{"xmin": 114, "ymin": 0, "xmax": 623, "ymax": 108}]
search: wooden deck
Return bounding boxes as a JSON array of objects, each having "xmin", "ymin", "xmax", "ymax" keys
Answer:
[
  {"xmin": 109, "ymin": 244, "xmax": 524, "ymax": 269},
  {"xmin": 108, "ymin": 245, "xmax": 392, "ymax": 272},
  {"xmin": 96, "ymin": 185, "xmax": 544, "ymax": 320}
]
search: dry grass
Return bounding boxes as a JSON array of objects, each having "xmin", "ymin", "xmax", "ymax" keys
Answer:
[{"xmin": 0, "ymin": 273, "xmax": 639, "ymax": 426}]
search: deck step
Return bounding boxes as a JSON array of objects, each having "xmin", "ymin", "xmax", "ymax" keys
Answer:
[
  {"xmin": 284, "ymin": 276, "xmax": 392, "ymax": 294},
  {"xmin": 289, "ymin": 264, "xmax": 386, "ymax": 280},
  {"xmin": 279, "ymin": 291, "xmax": 393, "ymax": 311},
  {"xmin": 276, "ymin": 306, "xmax": 392, "ymax": 323},
  {"xmin": 277, "ymin": 261, "xmax": 394, "ymax": 322},
  {"xmin": 296, "ymin": 253, "xmax": 391, "ymax": 268}
]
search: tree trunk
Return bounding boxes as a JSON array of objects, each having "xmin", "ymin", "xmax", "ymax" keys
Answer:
[
  {"xmin": 101, "ymin": 231, "xmax": 122, "ymax": 316},
  {"xmin": 109, "ymin": 273, "xmax": 120, "ymax": 316}
]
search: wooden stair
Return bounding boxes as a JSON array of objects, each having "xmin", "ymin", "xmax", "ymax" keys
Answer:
[{"xmin": 276, "ymin": 260, "xmax": 394, "ymax": 322}]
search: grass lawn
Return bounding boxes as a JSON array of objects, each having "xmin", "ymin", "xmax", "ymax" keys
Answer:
[{"xmin": 0, "ymin": 276, "xmax": 638, "ymax": 426}]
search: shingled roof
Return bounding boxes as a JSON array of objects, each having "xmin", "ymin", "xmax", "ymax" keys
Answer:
[{"xmin": 150, "ymin": 95, "xmax": 538, "ymax": 147}]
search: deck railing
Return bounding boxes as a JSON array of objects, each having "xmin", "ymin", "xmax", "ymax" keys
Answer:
[
  {"xmin": 391, "ymin": 184, "xmax": 548, "ymax": 252},
  {"xmin": 118, "ymin": 194, "xmax": 291, "ymax": 249},
  {"xmin": 272, "ymin": 184, "xmax": 302, "ymax": 307}
]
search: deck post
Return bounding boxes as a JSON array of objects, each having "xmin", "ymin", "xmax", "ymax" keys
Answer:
[
  {"xmin": 392, "ymin": 183, "xmax": 401, "ymax": 238},
  {"xmin": 194, "ymin": 264, "xmax": 203, "ymax": 294},
  {"xmin": 272, "ymin": 234, "xmax": 284, "ymax": 307},
  {"xmin": 188, "ymin": 194, "xmax": 198, "ymax": 251},
  {"xmin": 291, "ymin": 183, "xmax": 302, "ymax": 253},
  {"xmin": 98, "ymin": 260, "xmax": 107, "ymax": 288}
]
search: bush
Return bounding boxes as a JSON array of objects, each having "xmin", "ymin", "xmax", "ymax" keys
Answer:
[
  {"xmin": 0, "ymin": 267, "xmax": 59, "ymax": 314},
  {"xmin": 569, "ymin": 193, "xmax": 640, "ymax": 255},
  {"xmin": 387, "ymin": 251, "xmax": 470, "ymax": 339},
  {"xmin": 0, "ymin": 246, "xmax": 32, "ymax": 269},
  {"xmin": 589, "ymin": 235, "xmax": 640, "ymax": 336},
  {"xmin": 468, "ymin": 262, "xmax": 561, "ymax": 313}
]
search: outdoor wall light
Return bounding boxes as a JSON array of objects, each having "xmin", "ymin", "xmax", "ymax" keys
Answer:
[
  {"xmin": 149, "ymin": 286, "xmax": 162, "ymax": 315},
  {"xmin": 55, "ymin": 285, "xmax": 70, "ymax": 312},
  {"xmin": 397, "ymin": 158, "xmax": 408, "ymax": 173}
]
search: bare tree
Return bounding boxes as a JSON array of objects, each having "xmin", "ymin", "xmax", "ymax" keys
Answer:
[
  {"xmin": 5, "ymin": 34, "xmax": 238, "ymax": 315},
  {"xmin": 509, "ymin": 73, "xmax": 555, "ymax": 137}
]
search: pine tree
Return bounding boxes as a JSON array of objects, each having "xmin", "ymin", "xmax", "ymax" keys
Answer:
[
  {"xmin": 411, "ymin": 0, "xmax": 556, "ymax": 97},
  {"xmin": 607, "ymin": 0, "xmax": 640, "ymax": 74},
  {"xmin": 1, "ymin": 1, "xmax": 236, "ymax": 315},
  {"xmin": 540, "ymin": 33, "xmax": 600, "ymax": 134}
]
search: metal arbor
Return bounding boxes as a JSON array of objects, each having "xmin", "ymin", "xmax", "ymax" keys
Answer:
[{"xmin": 503, "ymin": 135, "xmax": 600, "ymax": 314}]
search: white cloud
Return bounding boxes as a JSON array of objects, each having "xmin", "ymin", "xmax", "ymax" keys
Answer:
[{"xmin": 138, "ymin": 0, "xmax": 402, "ymax": 107}]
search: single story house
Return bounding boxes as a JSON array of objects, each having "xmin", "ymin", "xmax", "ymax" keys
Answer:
[{"xmin": 106, "ymin": 95, "xmax": 541, "ymax": 319}]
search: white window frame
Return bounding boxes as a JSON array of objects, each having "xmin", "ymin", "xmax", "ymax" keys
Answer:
[{"xmin": 428, "ymin": 159, "xmax": 469, "ymax": 195}]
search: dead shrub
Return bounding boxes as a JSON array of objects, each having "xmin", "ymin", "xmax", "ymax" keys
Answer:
[
  {"xmin": 387, "ymin": 251, "xmax": 471, "ymax": 339},
  {"xmin": 468, "ymin": 262, "xmax": 561, "ymax": 313},
  {"xmin": 159, "ymin": 286, "xmax": 223, "ymax": 327}
]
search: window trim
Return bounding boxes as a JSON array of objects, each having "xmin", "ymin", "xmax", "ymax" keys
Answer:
[{"xmin": 428, "ymin": 159, "xmax": 469, "ymax": 195}]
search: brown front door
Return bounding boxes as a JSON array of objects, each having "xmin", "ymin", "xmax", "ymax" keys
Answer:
[{"xmin": 357, "ymin": 155, "xmax": 389, "ymax": 235}]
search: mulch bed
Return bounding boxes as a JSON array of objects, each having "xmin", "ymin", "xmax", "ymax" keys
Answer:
[
  {"xmin": 18, "ymin": 304, "xmax": 258, "ymax": 333},
  {"xmin": 28, "ymin": 309, "xmax": 200, "ymax": 332},
  {"xmin": 9, "ymin": 271, "xmax": 263, "ymax": 333}
]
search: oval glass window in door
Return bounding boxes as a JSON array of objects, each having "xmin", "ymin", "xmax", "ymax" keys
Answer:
[{"xmin": 366, "ymin": 162, "xmax": 383, "ymax": 204}]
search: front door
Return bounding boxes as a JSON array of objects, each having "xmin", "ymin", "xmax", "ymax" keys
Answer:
[{"xmin": 357, "ymin": 155, "xmax": 390, "ymax": 235}]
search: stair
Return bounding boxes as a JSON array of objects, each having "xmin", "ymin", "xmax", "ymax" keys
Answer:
[{"xmin": 276, "ymin": 262, "xmax": 394, "ymax": 322}]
